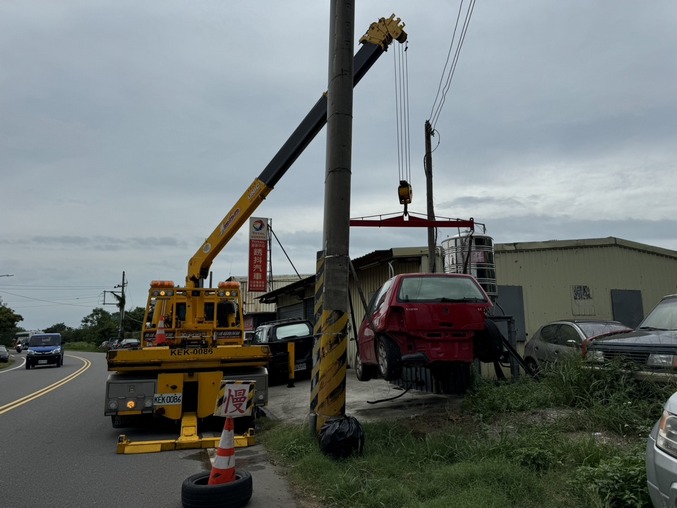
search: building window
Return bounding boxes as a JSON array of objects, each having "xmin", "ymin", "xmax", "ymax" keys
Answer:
[{"xmin": 571, "ymin": 285, "xmax": 594, "ymax": 316}]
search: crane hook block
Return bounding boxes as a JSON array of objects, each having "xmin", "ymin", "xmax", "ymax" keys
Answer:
[{"xmin": 398, "ymin": 180, "xmax": 412, "ymax": 205}]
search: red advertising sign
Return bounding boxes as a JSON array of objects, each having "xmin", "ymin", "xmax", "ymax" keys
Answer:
[{"xmin": 248, "ymin": 218, "xmax": 268, "ymax": 292}]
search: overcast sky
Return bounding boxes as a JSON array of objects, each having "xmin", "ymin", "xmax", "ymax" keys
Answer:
[{"xmin": 2, "ymin": 1, "xmax": 676, "ymax": 330}]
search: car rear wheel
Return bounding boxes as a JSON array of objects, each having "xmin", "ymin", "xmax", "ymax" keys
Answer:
[
  {"xmin": 377, "ymin": 337, "xmax": 402, "ymax": 381},
  {"xmin": 354, "ymin": 350, "xmax": 376, "ymax": 382}
]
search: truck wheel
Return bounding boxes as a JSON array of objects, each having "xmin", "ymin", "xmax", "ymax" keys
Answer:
[
  {"xmin": 355, "ymin": 350, "xmax": 376, "ymax": 382},
  {"xmin": 377, "ymin": 337, "xmax": 402, "ymax": 381},
  {"xmin": 181, "ymin": 470, "xmax": 252, "ymax": 508}
]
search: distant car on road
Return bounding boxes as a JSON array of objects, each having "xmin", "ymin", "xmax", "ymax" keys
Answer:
[
  {"xmin": 523, "ymin": 319, "xmax": 632, "ymax": 372},
  {"xmin": 587, "ymin": 294, "xmax": 677, "ymax": 379},
  {"xmin": 250, "ymin": 319, "xmax": 315, "ymax": 383},
  {"xmin": 26, "ymin": 333, "xmax": 64, "ymax": 369},
  {"xmin": 0, "ymin": 345, "xmax": 9, "ymax": 362}
]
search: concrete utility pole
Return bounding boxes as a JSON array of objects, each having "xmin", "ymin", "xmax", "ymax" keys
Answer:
[
  {"xmin": 311, "ymin": 0, "xmax": 354, "ymax": 434},
  {"xmin": 115, "ymin": 271, "xmax": 127, "ymax": 340},
  {"xmin": 424, "ymin": 120, "xmax": 436, "ymax": 273},
  {"xmin": 105, "ymin": 271, "xmax": 127, "ymax": 340}
]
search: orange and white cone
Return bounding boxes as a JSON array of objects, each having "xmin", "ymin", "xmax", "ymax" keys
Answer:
[
  {"xmin": 208, "ymin": 417, "xmax": 236, "ymax": 485},
  {"xmin": 156, "ymin": 318, "xmax": 167, "ymax": 346}
]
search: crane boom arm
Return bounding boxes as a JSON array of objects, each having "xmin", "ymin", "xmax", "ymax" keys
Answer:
[{"xmin": 186, "ymin": 15, "xmax": 407, "ymax": 286}]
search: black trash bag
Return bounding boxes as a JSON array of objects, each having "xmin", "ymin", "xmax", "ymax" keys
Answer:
[{"xmin": 319, "ymin": 415, "xmax": 365, "ymax": 460}]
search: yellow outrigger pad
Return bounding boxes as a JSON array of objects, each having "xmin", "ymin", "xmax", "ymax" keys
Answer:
[{"xmin": 115, "ymin": 413, "xmax": 256, "ymax": 454}]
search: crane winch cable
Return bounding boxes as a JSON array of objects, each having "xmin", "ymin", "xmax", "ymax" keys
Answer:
[{"xmin": 393, "ymin": 41, "xmax": 412, "ymax": 196}]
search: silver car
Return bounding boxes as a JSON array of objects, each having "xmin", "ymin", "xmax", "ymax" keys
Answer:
[
  {"xmin": 647, "ymin": 391, "xmax": 677, "ymax": 506},
  {"xmin": 523, "ymin": 319, "xmax": 632, "ymax": 372}
]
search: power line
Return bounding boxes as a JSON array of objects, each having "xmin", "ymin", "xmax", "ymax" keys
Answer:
[{"xmin": 428, "ymin": 0, "xmax": 477, "ymax": 129}]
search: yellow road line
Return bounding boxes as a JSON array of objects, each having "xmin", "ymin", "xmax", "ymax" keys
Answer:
[{"xmin": 0, "ymin": 355, "xmax": 91, "ymax": 414}]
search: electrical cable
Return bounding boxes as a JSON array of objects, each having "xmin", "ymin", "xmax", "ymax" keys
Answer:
[
  {"xmin": 428, "ymin": 0, "xmax": 477, "ymax": 129},
  {"xmin": 268, "ymin": 224, "xmax": 303, "ymax": 280}
]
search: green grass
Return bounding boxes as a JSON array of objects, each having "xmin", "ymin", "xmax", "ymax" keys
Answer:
[{"xmin": 260, "ymin": 359, "xmax": 676, "ymax": 508}]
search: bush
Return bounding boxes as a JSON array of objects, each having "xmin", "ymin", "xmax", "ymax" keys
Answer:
[{"xmin": 574, "ymin": 450, "xmax": 650, "ymax": 507}]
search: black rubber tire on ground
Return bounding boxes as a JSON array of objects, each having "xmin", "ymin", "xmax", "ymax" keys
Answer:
[
  {"xmin": 354, "ymin": 350, "xmax": 376, "ymax": 382},
  {"xmin": 181, "ymin": 470, "xmax": 253, "ymax": 508},
  {"xmin": 377, "ymin": 337, "xmax": 402, "ymax": 381},
  {"xmin": 25, "ymin": 362, "xmax": 31, "ymax": 370}
]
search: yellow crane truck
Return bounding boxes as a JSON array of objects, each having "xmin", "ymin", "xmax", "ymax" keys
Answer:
[{"xmin": 105, "ymin": 15, "xmax": 407, "ymax": 454}]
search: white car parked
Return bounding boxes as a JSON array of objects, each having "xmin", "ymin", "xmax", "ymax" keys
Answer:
[{"xmin": 647, "ymin": 391, "xmax": 677, "ymax": 506}]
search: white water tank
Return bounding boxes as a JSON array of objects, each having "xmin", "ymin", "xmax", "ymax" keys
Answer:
[{"xmin": 442, "ymin": 232, "xmax": 497, "ymax": 299}]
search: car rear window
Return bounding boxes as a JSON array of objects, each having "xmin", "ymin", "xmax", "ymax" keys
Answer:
[
  {"xmin": 397, "ymin": 276, "xmax": 487, "ymax": 303},
  {"xmin": 275, "ymin": 323, "xmax": 312, "ymax": 341}
]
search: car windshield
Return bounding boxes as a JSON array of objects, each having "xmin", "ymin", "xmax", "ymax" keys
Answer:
[
  {"xmin": 639, "ymin": 297, "xmax": 677, "ymax": 331},
  {"xmin": 577, "ymin": 322, "xmax": 631, "ymax": 338},
  {"xmin": 397, "ymin": 276, "xmax": 487, "ymax": 303},
  {"xmin": 29, "ymin": 335, "xmax": 60, "ymax": 346}
]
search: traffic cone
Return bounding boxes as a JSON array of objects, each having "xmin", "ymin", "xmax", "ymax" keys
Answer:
[
  {"xmin": 208, "ymin": 417, "xmax": 236, "ymax": 485},
  {"xmin": 156, "ymin": 318, "xmax": 167, "ymax": 346}
]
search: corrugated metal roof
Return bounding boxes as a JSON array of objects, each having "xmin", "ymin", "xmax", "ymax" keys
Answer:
[{"xmin": 495, "ymin": 237, "xmax": 677, "ymax": 259}]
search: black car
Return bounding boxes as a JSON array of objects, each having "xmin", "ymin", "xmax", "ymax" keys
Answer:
[
  {"xmin": 587, "ymin": 294, "xmax": 677, "ymax": 378},
  {"xmin": 0, "ymin": 345, "xmax": 9, "ymax": 363},
  {"xmin": 117, "ymin": 339, "xmax": 141, "ymax": 350},
  {"xmin": 250, "ymin": 319, "xmax": 315, "ymax": 383}
]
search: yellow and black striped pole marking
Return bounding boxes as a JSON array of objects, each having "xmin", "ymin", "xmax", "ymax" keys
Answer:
[
  {"xmin": 313, "ymin": 308, "xmax": 349, "ymax": 433},
  {"xmin": 310, "ymin": 251, "xmax": 325, "ymax": 423}
]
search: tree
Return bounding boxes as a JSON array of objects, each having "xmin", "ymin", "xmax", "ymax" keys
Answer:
[
  {"xmin": 0, "ymin": 297, "xmax": 23, "ymax": 346},
  {"xmin": 80, "ymin": 307, "xmax": 117, "ymax": 344}
]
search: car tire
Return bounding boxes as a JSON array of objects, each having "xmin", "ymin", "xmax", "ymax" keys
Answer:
[
  {"xmin": 25, "ymin": 362, "xmax": 31, "ymax": 370},
  {"xmin": 377, "ymin": 337, "xmax": 402, "ymax": 381},
  {"xmin": 354, "ymin": 350, "xmax": 376, "ymax": 382},
  {"xmin": 524, "ymin": 357, "xmax": 539, "ymax": 377},
  {"xmin": 181, "ymin": 470, "xmax": 253, "ymax": 508}
]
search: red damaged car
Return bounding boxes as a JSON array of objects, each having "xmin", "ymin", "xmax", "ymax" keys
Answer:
[{"xmin": 355, "ymin": 273, "xmax": 496, "ymax": 390}]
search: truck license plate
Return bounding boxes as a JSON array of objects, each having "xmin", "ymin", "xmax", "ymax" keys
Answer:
[
  {"xmin": 153, "ymin": 393, "xmax": 183, "ymax": 405},
  {"xmin": 294, "ymin": 363, "xmax": 306, "ymax": 372}
]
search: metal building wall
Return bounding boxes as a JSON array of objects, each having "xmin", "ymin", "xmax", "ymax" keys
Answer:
[{"xmin": 494, "ymin": 238, "xmax": 677, "ymax": 338}]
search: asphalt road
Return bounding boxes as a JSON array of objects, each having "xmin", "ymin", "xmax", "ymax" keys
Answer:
[{"xmin": 0, "ymin": 351, "xmax": 456, "ymax": 508}]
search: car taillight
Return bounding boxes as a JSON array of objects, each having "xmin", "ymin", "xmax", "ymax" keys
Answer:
[{"xmin": 386, "ymin": 307, "xmax": 405, "ymax": 330}]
